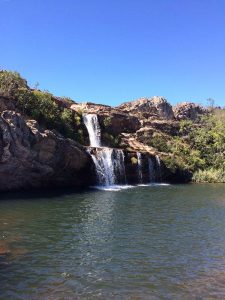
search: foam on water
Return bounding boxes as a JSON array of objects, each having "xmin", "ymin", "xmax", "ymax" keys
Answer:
[
  {"xmin": 136, "ymin": 183, "xmax": 171, "ymax": 187},
  {"xmin": 91, "ymin": 185, "xmax": 135, "ymax": 191},
  {"xmin": 92, "ymin": 183, "xmax": 170, "ymax": 191}
]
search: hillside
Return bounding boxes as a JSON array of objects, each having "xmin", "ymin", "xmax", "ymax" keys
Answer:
[{"xmin": 0, "ymin": 70, "xmax": 224, "ymax": 191}]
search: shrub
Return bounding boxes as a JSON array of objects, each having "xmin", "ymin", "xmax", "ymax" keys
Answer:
[
  {"xmin": 148, "ymin": 133, "xmax": 170, "ymax": 153},
  {"xmin": 193, "ymin": 168, "xmax": 225, "ymax": 183},
  {"xmin": 103, "ymin": 116, "xmax": 112, "ymax": 128},
  {"xmin": 102, "ymin": 132, "xmax": 120, "ymax": 147},
  {"xmin": 131, "ymin": 157, "xmax": 138, "ymax": 165},
  {"xmin": 0, "ymin": 70, "xmax": 28, "ymax": 98},
  {"xmin": 0, "ymin": 71, "xmax": 86, "ymax": 143}
]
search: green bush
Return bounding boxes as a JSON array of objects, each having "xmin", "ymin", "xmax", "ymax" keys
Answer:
[
  {"xmin": 147, "ymin": 133, "xmax": 170, "ymax": 153},
  {"xmin": 0, "ymin": 71, "xmax": 87, "ymax": 143},
  {"xmin": 193, "ymin": 168, "xmax": 225, "ymax": 183},
  {"xmin": 0, "ymin": 70, "xmax": 28, "ymax": 98},
  {"xmin": 131, "ymin": 157, "xmax": 138, "ymax": 165},
  {"xmin": 103, "ymin": 116, "xmax": 112, "ymax": 128},
  {"xmin": 102, "ymin": 132, "xmax": 120, "ymax": 147}
]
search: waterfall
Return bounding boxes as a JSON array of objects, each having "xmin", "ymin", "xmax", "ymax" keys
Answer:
[
  {"xmin": 83, "ymin": 114, "xmax": 101, "ymax": 147},
  {"xmin": 156, "ymin": 155, "xmax": 162, "ymax": 182},
  {"xmin": 89, "ymin": 148, "xmax": 126, "ymax": 186},
  {"xmin": 137, "ymin": 152, "xmax": 143, "ymax": 183},
  {"xmin": 113, "ymin": 149, "xmax": 127, "ymax": 184},
  {"xmin": 148, "ymin": 157, "xmax": 155, "ymax": 183},
  {"xmin": 84, "ymin": 113, "xmax": 127, "ymax": 187}
]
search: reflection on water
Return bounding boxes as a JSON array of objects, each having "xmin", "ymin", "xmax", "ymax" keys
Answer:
[{"xmin": 0, "ymin": 184, "xmax": 225, "ymax": 299}]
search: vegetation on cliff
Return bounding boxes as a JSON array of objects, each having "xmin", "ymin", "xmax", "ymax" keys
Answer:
[
  {"xmin": 0, "ymin": 70, "xmax": 86, "ymax": 144},
  {"xmin": 0, "ymin": 70, "xmax": 224, "ymax": 183},
  {"xmin": 149, "ymin": 109, "xmax": 225, "ymax": 183}
]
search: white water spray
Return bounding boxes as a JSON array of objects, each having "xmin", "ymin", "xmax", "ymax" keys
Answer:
[
  {"xmin": 137, "ymin": 152, "xmax": 143, "ymax": 183},
  {"xmin": 88, "ymin": 148, "xmax": 126, "ymax": 187},
  {"xmin": 156, "ymin": 155, "xmax": 162, "ymax": 182},
  {"xmin": 83, "ymin": 114, "xmax": 101, "ymax": 147}
]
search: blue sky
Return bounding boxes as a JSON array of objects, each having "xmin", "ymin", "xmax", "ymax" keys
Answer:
[{"xmin": 0, "ymin": 0, "xmax": 225, "ymax": 107}]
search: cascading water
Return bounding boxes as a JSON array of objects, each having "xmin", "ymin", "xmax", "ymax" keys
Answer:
[
  {"xmin": 83, "ymin": 114, "xmax": 101, "ymax": 147},
  {"xmin": 113, "ymin": 149, "xmax": 127, "ymax": 184},
  {"xmin": 156, "ymin": 155, "xmax": 162, "ymax": 182},
  {"xmin": 137, "ymin": 152, "xmax": 143, "ymax": 183},
  {"xmin": 95, "ymin": 148, "xmax": 115, "ymax": 186},
  {"xmin": 83, "ymin": 113, "xmax": 127, "ymax": 187},
  {"xmin": 89, "ymin": 148, "xmax": 126, "ymax": 186}
]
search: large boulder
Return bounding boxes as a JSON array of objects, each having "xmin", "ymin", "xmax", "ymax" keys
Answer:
[
  {"xmin": 173, "ymin": 102, "xmax": 207, "ymax": 120},
  {"xmin": 0, "ymin": 110, "xmax": 94, "ymax": 191}
]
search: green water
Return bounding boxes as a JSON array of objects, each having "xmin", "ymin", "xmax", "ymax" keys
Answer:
[{"xmin": 0, "ymin": 184, "xmax": 225, "ymax": 299}]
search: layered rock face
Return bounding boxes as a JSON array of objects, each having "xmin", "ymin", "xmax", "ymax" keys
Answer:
[{"xmin": 0, "ymin": 110, "xmax": 93, "ymax": 191}]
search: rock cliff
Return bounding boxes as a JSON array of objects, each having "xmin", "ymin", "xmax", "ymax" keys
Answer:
[
  {"xmin": 0, "ymin": 70, "xmax": 212, "ymax": 189},
  {"xmin": 0, "ymin": 109, "xmax": 94, "ymax": 191}
]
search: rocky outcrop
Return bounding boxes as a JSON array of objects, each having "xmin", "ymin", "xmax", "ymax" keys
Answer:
[
  {"xmin": 0, "ymin": 110, "xmax": 94, "ymax": 191},
  {"xmin": 117, "ymin": 97, "xmax": 153, "ymax": 113},
  {"xmin": 173, "ymin": 102, "xmax": 207, "ymax": 120},
  {"xmin": 71, "ymin": 102, "xmax": 112, "ymax": 114},
  {"xmin": 150, "ymin": 96, "xmax": 174, "ymax": 120},
  {"xmin": 71, "ymin": 102, "xmax": 141, "ymax": 146},
  {"xmin": 117, "ymin": 96, "xmax": 174, "ymax": 120}
]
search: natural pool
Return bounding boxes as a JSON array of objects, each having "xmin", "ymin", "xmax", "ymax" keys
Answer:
[{"xmin": 0, "ymin": 184, "xmax": 225, "ymax": 299}]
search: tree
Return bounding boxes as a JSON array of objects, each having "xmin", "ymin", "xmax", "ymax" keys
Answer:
[{"xmin": 206, "ymin": 98, "xmax": 215, "ymax": 111}]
